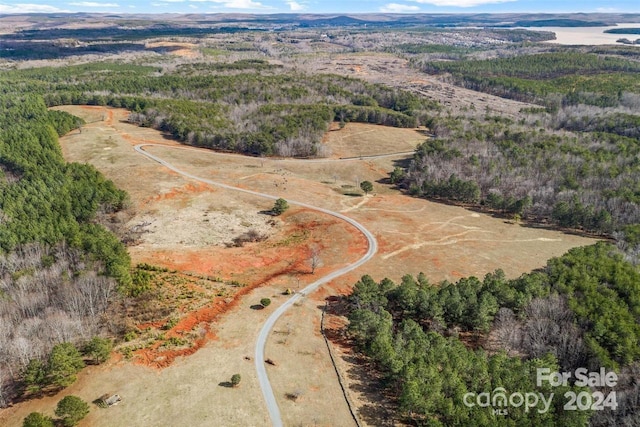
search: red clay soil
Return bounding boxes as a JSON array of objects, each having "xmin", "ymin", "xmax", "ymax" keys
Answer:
[
  {"xmin": 134, "ymin": 299, "xmax": 229, "ymax": 369},
  {"xmin": 137, "ymin": 320, "xmax": 165, "ymax": 330},
  {"xmin": 129, "ymin": 208, "xmax": 368, "ymax": 369},
  {"xmin": 141, "ymin": 182, "xmax": 215, "ymax": 205}
]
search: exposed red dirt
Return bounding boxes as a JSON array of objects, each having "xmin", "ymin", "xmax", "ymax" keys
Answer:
[
  {"xmin": 134, "ymin": 298, "xmax": 234, "ymax": 369},
  {"xmin": 127, "ymin": 208, "xmax": 368, "ymax": 369},
  {"xmin": 142, "ymin": 181, "xmax": 215, "ymax": 205}
]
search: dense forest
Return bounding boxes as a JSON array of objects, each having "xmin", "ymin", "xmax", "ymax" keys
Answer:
[
  {"xmin": 0, "ymin": 60, "xmax": 438, "ymax": 157},
  {"xmin": 419, "ymin": 52, "xmax": 640, "ymax": 107},
  {"xmin": 394, "ymin": 111, "xmax": 640, "ymax": 233},
  {"xmin": 346, "ymin": 243, "xmax": 640, "ymax": 426},
  {"xmin": 391, "ymin": 50, "xmax": 640, "ymax": 234},
  {"xmin": 0, "ymin": 95, "xmax": 130, "ymax": 406}
]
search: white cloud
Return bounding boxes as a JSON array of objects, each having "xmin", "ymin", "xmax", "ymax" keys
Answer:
[
  {"xmin": 412, "ymin": 0, "xmax": 515, "ymax": 7},
  {"xmin": 209, "ymin": 0, "xmax": 266, "ymax": 9},
  {"xmin": 380, "ymin": 3, "xmax": 420, "ymax": 12},
  {"xmin": 0, "ymin": 3, "xmax": 70, "ymax": 13},
  {"xmin": 286, "ymin": 1, "xmax": 305, "ymax": 11},
  {"xmin": 192, "ymin": 0, "xmax": 269, "ymax": 8},
  {"xmin": 69, "ymin": 1, "xmax": 119, "ymax": 6}
]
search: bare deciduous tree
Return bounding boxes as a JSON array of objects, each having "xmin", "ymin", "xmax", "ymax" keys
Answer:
[
  {"xmin": 521, "ymin": 296, "xmax": 586, "ymax": 372},
  {"xmin": 0, "ymin": 243, "xmax": 119, "ymax": 407},
  {"xmin": 492, "ymin": 307, "xmax": 522, "ymax": 356},
  {"xmin": 308, "ymin": 245, "xmax": 322, "ymax": 274}
]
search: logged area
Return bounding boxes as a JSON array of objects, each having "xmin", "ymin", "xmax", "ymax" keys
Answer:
[{"xmin": 1, "ymin": 12, "xmax": 639, "ymax": 427}]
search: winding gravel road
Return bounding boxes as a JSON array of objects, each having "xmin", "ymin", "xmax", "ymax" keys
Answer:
[{"xmin": 134, "ymin": 144, "xmax": 378, "ymax": 427}]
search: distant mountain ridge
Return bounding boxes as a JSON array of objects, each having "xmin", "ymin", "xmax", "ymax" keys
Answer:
[
  {"xmin": 512, "ymin": 18, "xmax": 611, "ymax": 27},
  {"xmin": 2, "ymin": 12, "xmax": 640, "ymax": 27}
]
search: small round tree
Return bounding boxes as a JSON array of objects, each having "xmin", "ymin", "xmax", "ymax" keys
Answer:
[
  {"xmin": 55, "ymin": 395, "xmax": 89, "ymax": 427},
  {"xmin": 83, "ymin": 337, "xmax": 113, "ymax": 365},
  {"xmin": 260, "ymin": 298, "xmax": 271, "ymax": 308},
  {"xmin": 360, "ymin": 180, "xmax": 373, "ymax": 195},
  {"xmin": 231, "ymin": 373, "xmax": 241, "ymax": 387},
  {"xmin": 272, "ymin": 198, "xmax": 289, "ymax": 216},
  {"xmin": 23, "ymin": 412, "xmax": 54, "ymax": 427}
]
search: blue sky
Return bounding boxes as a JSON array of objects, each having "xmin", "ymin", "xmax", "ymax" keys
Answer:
[{"xmin": 1, "ymin": 0, "xmax": 639, "ymax": 15}]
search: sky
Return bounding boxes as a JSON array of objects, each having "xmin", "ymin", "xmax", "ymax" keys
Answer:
[{"xmin": 1, "ymin": 0, "xmax": 639, "ymax": 15}]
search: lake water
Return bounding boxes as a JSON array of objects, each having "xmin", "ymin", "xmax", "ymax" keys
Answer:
[{"xmin": 522, "ymin": 23, "xmax": 640, "ymax": 45}]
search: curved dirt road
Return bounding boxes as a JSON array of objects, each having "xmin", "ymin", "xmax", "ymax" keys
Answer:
[{"xmin": 134, "ymin": 144, "xmax": 378, "ymax": 427}]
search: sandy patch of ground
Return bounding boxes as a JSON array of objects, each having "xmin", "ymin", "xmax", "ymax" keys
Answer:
[
  {"xmin": 145, "ymin": 41, "xmax": 201, "ymax": 58},
  {"xmin": 133, "ymin": 184, "xmax": 278, "ymax": 248}
]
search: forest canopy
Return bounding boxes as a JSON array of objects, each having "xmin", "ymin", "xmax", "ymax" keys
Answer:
[
  {"xmin": 419, "ymin": 52, "xmax": 640, "ymax": 108},
  {"xmin": 0, "ymin": 60, "xmax": 439, "ymax": 158},
  {"xmin": 0, "ymin": 95, "xmax": 130, "ymax": 283},
  {"xmin": 346, "ymin": 243, "xmax": 639, "ymax": 426},
  {"xmin": 0, "ymin": 94, "xmax": 131, "ymax": 406}
]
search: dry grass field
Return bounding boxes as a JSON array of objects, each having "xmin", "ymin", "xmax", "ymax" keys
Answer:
[
  {"xmin": 322, "ymin": 121, "xmax": 425, "ymax": 158},
  {"xmin": 0, "ymin": 105, "xmax": 598, "ymax": 427}
]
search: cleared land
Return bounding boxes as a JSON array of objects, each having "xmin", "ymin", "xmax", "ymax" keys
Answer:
[
  {"xmin": 301, "ymin": 52, "xmax": 537, "ymax": 117},
  {"xmin": 322, "ymin": 121, "xmax": 425, "ymax": 158},
  {"xmin": 0, "ymin": 105, "xmax": 597, "ymax": 427}
]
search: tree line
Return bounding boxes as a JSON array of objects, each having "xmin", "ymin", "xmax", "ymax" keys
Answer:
[
  {"xmin": 1, "ymin": 60, "xmax": 439, "ymax": 158},
  {"xmin": 394, "ymin": 108, "xmax": 640, "ymax": 234},
  {"xmin": 345, "ymin": 243, "xmax": 640, "ymax": 425},
  {"xmin": 418, "ymin": 51, "xmax": 640, "ymax": 109},
  {"xmin": 0, "ymin": 95, "xmax": 130, "ymax": 406}
]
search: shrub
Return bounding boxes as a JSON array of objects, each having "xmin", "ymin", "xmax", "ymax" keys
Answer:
[
  {"xmin": 124, "ymin": 330, "xmax": 137, "ymax": 342},
  {"xmin": 285, "ymin": 390, "xmax": 303, "ymax": 401},
  {"xmin": 231, "ymin": 373, "xmax": 241, "ymax": 387},
  {"xmin": 260, "ymin": 298, "xmax": 272, "ymax": 307},
  {"xmin": 83, "ymin": 337, "xmax": 113, "ymax": 365},
  {"xmin": 272, "ymin": 198, "xmax": 289, "ymax": 216},
  {"xmin": 231, "ymin": 229, "xmax": 267, "ymax": 247},
  {"xmin": 55, "ymin": 395, "xmax": 89, "ymax": 427},
  {"xmin": 23, "ymin": 412, "xmax": 54, "ymax": 427},
  {"xmin": 129, "ymin": 268, "xmax": 153, "ymax": 297},
  {"xmin": 360, "ymin": 180, "xmax": 373, "ymax": 194}
]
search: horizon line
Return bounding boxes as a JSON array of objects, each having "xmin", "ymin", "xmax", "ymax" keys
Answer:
[{"xmin": 2, "ymin": 11, "xmax": 640, "ymax": 15}]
